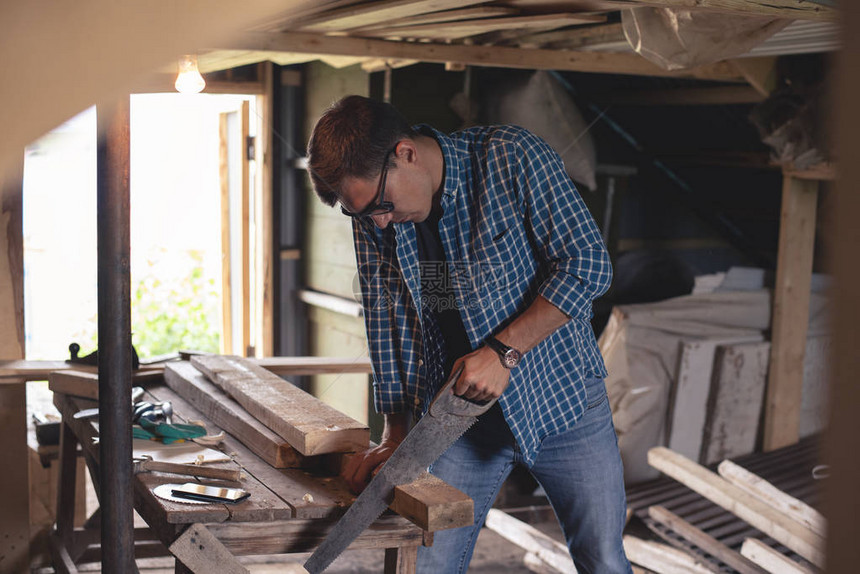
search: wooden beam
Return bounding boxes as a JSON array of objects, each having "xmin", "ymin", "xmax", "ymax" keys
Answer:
[
  {"xmin": 354, "ymin": 6, "xmax": 519, "ymax": 31},
  {"xmin": 740, "ymin": 538, "xmax": 816, "ymax": 574},
  {"xmin": 783, "ymin": 161, "xmax": 836, "ymax": 181},
  {"xmin": 391, "ymin": 473, "xmax": 473, "ymax": 532},
  {"xmin": 169, "ymin": 524, "xmax": 250, "ymax": 574},
  {"xmin": 648, "ymin": 506, "xmax": 768, "ymax": 574},
  {"xmin": 219, "ymin": 31, "xmax": 747, "ymax": 81},
  {"xmin": 716, "ymin": 460, "xmax": 825, "ymax": 536},
  {"xmin": 623, "ymin": 535, "xmax": 716, "ymax": 574},
  {"xmin": 357, "ymin": 13, "xmax": 607, "ymax": 41},
  {"xmin": 828, "ymin": 4, "xmax": 860, "ymax": 571},
  {"xmin": 219, "ymin": 111, "xmax": 233, "ymax": 355},
  {"xmin": 294, "ymin": 0, "xmax": 497, "ymax": 32},
  {"xmin": 49, "ymin": 370, "xmax": 100, "ymax": 400},
  {"xmin": 240, "ymin": 100, "xmax": 251, "ymax": 357},
  {"xmin": 0, "ymin": 159, "xmax": 28, "ymax": 574},
  {"xmin": 256, "ymin": 61, "xmax": 275, "ymax": 357},
  {"xmin": 511, "ymin": 22, "xmax": 625, "ymax": 49},
  {"xmin": 191, "ymin": 355, "xmax": 369, "ymax": 455},
  {"xmin": 730, "ymin": 56, "xmax": 779, "ymax": 96},
  {"xmin": 763, "ymin": 175, "xmax": 818, "ymax": 451},
  {"xmin": 0, "ymin": 355, "xmax": 373, "ymax": 383},
  {"xmin": 484, "ymin": 508, "xmax": 574, "ymax": 572},
  {"xmin": 597, "ymin": 0, "xmax": 836, "ymax": 22},
  {"xmin": 607, "ymin": 85, "xmax": 765, "ymax": 106},
  {"xmin": 647, "ymin": 447, "xmax": 825, "ymax": 567}
]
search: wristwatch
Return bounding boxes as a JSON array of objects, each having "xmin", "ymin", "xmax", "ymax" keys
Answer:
[{"xmin": 485, "ymin": 336, "xmax": 523, "ymax": 369}]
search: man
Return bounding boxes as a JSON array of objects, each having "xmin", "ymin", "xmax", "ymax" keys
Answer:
[{"xmin": 307, "ymin": 95, "xmax": 631, "ymax": 574}]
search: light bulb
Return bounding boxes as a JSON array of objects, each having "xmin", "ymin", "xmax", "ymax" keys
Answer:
[{"xmin": 175, "ymin": 54, "xmax": 205, "ymax": 94}]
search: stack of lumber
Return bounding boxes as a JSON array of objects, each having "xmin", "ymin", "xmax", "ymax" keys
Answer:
[
  {"xmin": 622, "ymin": 440, "xmax": 823, "ymax": 574},
  {"xmin": 163, "ymin": 356, "xmax": 370, "ymax": 467}
]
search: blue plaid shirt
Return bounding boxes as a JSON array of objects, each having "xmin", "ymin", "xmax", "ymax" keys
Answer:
[{"xmin": 352, "ymin": 125, "xmax": 612, "ymax": 464}]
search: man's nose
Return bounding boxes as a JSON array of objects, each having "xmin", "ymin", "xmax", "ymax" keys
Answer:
[{"xmin": 371, "ymin": 213, "xmax": 392, "ymax": 229}]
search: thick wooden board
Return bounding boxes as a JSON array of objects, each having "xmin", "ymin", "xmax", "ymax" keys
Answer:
[
  {"xmin": 667, "ymin": 336, "xmax": 762, "ymax": 461},
  {"xmin": 764, "ymin": 176, "xmax": 819, "ymax": 450},
  {"xmin": 701, "ymin": 343, "xmax": 770, "ymax": 464},
  {"xmin": 716, "ymin": 460, "xmax": 825, "ymax": 536},
  {"xmin": 484, "ymin": 508, "xmax": 574, "ymax": 573},
  {"xmin": 164, "ymin": 362, "xmax": 303, "ymax": 468},
  {"xmin": 191, "ymin": 355, "xmax": 369, "ymax": 456},
  {"xmin": 740, "ymin": 538, "xmax": 815, "ymax": 574},
  {"xmin": 623, "ymin": 535, "xmax": 715, "ymax": 574},
  {"xmin": 647, "ymin": 506, "xmax": 768, "ymax": 574},
  {"xmin": 647, "ymin": 447, "xmax": 825, "ymax": 567},
  {"xmin": 169, "ymin": 523, "xmax": 249, "ymax": 574},
  {"xmin": 49, "ymin": 369, "xmax": 100, "ymax": 399},
  {"xmin": 391, "ymin": 473, "xmax": 473, "ymax": 532}
]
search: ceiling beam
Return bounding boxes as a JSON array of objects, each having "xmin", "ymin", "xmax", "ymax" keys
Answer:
[
  {"xmin": 596, "ymin": 0, "xmax": 836, "ymax": 22},
  {"xmin": 295, "ymin": 0, "xmax": 496, "ymax": 32},
  {"xmin": 217, "ymin": 31, "xmax": 746, "ymax": 81},
  {"xmin": 606, "ymin": 85, "xmax": 766, "ymax": 105}
]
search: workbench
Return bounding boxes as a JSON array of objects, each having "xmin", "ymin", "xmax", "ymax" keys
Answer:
[{"xmin": 49, "ymin": 378, "xmax": 430, "ymax": 573}]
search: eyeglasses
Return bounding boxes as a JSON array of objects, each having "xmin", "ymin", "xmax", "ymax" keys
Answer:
[{"xmin": 341, "ymin": 147, "xmax": 396, "ymax": 219}]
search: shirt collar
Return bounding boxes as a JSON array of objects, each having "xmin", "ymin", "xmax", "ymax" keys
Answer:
[{"xmin": 414, "ymin": 124, "xmax": 461, "ymax": 204}]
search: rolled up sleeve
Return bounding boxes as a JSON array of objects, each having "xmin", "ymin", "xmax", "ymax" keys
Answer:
[{"xmin": 509, "ymin": 132, "xmax": 612, "ymax": 320}]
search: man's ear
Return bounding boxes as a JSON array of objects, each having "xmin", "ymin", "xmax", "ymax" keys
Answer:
[{"xmin": 395, "ymin": 139, "xmax": 418, "ymax": 164}]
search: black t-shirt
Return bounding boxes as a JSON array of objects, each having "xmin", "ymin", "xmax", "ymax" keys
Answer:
[{"xmin": 414, "ymin": 211, "xmax": 472, "ymax": 378}]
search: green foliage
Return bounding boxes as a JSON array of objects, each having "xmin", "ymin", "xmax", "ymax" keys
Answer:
[{"xmin": 131, "ymin": 250, "xmax": 220, "ymax": 357}]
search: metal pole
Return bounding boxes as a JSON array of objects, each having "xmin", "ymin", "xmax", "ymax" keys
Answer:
[{"xmin": 97, "ymin": 97, "xmax": 134, "ymax": 573}]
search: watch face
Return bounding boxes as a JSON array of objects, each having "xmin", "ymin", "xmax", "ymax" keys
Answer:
[{"xmin": 503, "ymin": 349, "xmax": 522, "ymax": 368}]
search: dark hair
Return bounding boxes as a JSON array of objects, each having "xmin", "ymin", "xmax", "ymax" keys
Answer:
[{"xmin": 307, "ymin": 95, "xmax": 418, "ymax": 207}]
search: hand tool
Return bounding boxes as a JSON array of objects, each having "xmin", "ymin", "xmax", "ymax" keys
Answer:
[
  {"xmin": 72, "ymin": 386, "xmax": 146, "ymax": 420},
  {"xmin": 303, "ymin": 367, "xmax": 496, "ymax": 573},
  {"xmin": 132, "ymin": 455, "xmax": 242, "ymax": 482},
  {"xmin": 68, "ymin": 341, "xmax": 140, "ymax": 370}
]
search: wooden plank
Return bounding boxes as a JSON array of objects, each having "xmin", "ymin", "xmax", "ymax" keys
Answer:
[
  {"xmin": 49, "ymin": 370, "xmax": 100, "ymax": 400},
  {"xmin": 255, "ymin": 61, "xmax": 275, "ymax": 358},
  {"xmin": 219, "ymin": 32, "xmax": 747, "ymax": 81},
  {"xmin": 763, "ymin": 176, "xmax": 819, "ymax": 451},
  {"xmin": 599, "ymin": 0, "xmax": 835, "ymax": 21},
  {"xmin": 355, "ymin": 6, "xmax": 519, "ymax": 30},
  {"xmin": 647, "ymin": 506, "xmax": 768, "ymax": 574},
  {"xmin": 730, "ymin": 57, "xmax": 778, "ymax": 97},
  {"xmin": 0, "ymin": 355, "xmax": 371, "ymax": 382},
  {"xmin": 219, "ymin": 111, "xmax": 233, "ymax": 355},
  {"xmin": 716, "ymin": 460, "xmax": 825, "ymax": 536},
  {"xmin": 511, "ymin": 22, "xmax": 625, "ymax": 49},
  {"xmin": 191, "ymin": 355, "xmax": 369, "ymax": 456},
  {"xmin": 205, "ymin": 515, "xmax": 423, "ymax": 555},
  {"xmin": 169, "ymin": 524, "xmax": 249, "ymax": 574},
  {"xmin": 623, "ymin": 536, "xmax": 714, "ymax": 574},
  {"xmin": 647, "ymin": 447, "xmax": 825, "ymax": 567},
  {"xmin": 359, "ymin": 13, "xmax": 607, "ymax": 41},
  {"xmin": 740, "ymin": 538, "xmax": 815, "ymax": 574},
  {"xmin": 484, "ymin": 508, "xmax": 575, "ymax": 573},
  {"xmin": 667, "ymin": 336, "xmax": 762, "ymax": 462},
  {"xmin": 391, "ymin": 472, "xmax": 473, "ymax": 532},
  {"xmin": 701, "ymin": 342, "xmax": 770, "ymax": 464},
  {"xmin": 163, "ymin": 362, "xmax": 303, "ymax": 468},
  {"xmin": 385, "ymin": 545, "xmax": 417, "ymax": 574},
  {"xmin": 0, "ymin": 161, "xmax": 28, "ymax": 574},
  {"xmin": 295, "ymin": 0, "xmax": 496, "ymax": 32}
]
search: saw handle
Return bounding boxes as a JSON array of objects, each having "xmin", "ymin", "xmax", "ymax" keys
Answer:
[{"xmin": 429, "ymin": 366, "xmax": 499, "ymax": 418}]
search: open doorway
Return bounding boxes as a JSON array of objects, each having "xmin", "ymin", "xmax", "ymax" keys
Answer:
[{"xmin": 23, "ymin": 92, "xmax": 261, "ymax": 362}]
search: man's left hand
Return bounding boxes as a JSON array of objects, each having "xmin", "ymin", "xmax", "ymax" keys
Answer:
[{"xmin": 451, "ymin": 345, "xmax": 512, "ymax": 402}]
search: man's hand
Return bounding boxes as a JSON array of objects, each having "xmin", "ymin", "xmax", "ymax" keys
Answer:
[
  {"xmin": 340, "ymin": 412, "xmax": 410, "ymax": 494},
  {"xmin": 451, "ymin": 345, "xmax": 512, "ymax": 402}
]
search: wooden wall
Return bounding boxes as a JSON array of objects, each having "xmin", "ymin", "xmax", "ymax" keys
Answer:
[
  {"xmin": 302, "ymin": 62, "xmax": 373, "ymax": 426},
  {"xmin": 0, "ymin": 160, "xmax": 29, "ymax": 572}
]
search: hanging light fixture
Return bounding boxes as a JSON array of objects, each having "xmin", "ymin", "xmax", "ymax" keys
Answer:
[{"xmin": 175, "ymin": 54, "xmax": 205, "ymax": 94}]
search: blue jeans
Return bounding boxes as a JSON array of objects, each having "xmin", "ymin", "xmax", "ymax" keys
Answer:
[{"xmin": 416, "ymin": 376, "xmax": 632, "ymax": 574}]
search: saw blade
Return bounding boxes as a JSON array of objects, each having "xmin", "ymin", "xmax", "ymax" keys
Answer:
[{"xmin": 304, "ymin": 368, "xmax": 496, "ymax": 573}]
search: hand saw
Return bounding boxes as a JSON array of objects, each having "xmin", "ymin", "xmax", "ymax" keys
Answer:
[{"xmin": 304, "ymin": 367, "xmax": 497, "ymax": 573}]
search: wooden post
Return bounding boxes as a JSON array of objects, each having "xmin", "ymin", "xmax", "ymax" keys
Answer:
[
  {"xmin": 763, "ymin": 175, "xmax": 818, "ymax": 451},
  {"xmin": 827, "ymin": 3, "xmax": 860, "ymax": 571},
  {"xmin": 0, "ymin": 159, "xmax": 29, "ymax": 573},
  {"xmin": 256, "ymin": 62, "xmax": 275, "ymax": 358}
]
